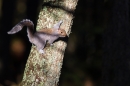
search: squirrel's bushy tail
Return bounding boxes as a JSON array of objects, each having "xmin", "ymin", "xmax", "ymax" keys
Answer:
[
  {"xmin": 7, "ymin": 19, "xmax": 34, "ymax": 42},
  {"xmin": 7, "ymin": 19, "xmax": 34, "ymax": 34}
]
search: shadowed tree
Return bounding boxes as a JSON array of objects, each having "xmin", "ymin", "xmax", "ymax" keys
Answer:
[
  {"xmin": 0, "ymin": 0, "xmax": 16, "ymax": 84},
  {"xmin": 103, "ymin": 0, "xmax": 130, "ymax": 86}
]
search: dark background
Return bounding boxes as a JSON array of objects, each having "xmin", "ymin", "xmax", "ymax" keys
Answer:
[{"xmin": 0, "ymin": 0, "xmax": 128, "ymax": 86}]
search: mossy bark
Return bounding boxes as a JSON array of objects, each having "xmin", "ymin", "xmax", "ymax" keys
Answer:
[{"xmin": 20, "ymin": 0, "xmax": 78, "ymax": 86}]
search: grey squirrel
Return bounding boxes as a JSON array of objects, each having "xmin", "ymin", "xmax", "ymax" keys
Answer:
[{"xmin": 7, "ymin": 19, "xmax": 67, "ymax": 54}]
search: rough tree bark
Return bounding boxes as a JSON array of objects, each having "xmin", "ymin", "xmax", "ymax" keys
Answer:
[{"xmin": 20, "ymin": 0, "xmax": 78, "ymax": 86}]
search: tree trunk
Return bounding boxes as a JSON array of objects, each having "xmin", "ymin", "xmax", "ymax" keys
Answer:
[{"xmin": 20, "ymin": 0, "xmax": 78, "ymax": 86}]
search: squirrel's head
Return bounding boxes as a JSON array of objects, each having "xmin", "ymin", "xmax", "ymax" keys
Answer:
[{"xmin": 58, "ymin": 29, "xmax": 67, "ymax": 37}]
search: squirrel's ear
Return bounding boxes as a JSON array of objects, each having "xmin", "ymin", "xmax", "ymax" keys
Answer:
[{"xmin": 53, "ymin": 20, "xmax": 63, "ymax": 29}]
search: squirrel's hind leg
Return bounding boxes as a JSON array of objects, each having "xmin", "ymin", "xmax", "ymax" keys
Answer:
[
  {"xmin": 39, "ymin": 49, "xmax": 44, "ymax": 54},
  {"xmin": 36, "ymin": 41, "xmax": 46, "ymax": 54}
]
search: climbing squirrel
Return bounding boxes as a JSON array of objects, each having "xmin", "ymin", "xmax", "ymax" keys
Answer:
[{"xmin": 7, "ymin": 19, "xmax": 67, "ymax": 54}]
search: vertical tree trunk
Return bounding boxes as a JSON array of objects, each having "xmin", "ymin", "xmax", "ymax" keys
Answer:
[
  {"xmin": 103, "ymin": 0, "xmax": 130, "ymax": 86},
  {"xmin": 20, "ymin": 0, "xmax": 78, "ymax": 86}
]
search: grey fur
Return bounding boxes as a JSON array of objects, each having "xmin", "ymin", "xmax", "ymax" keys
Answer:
[{"xmin": 7, "ymin": 19, "xmax": 65, "ymax": 53}]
